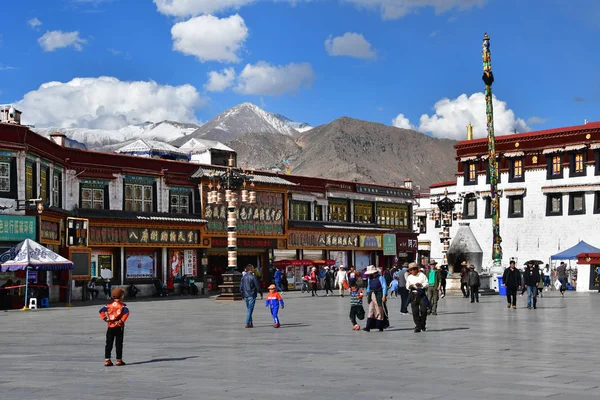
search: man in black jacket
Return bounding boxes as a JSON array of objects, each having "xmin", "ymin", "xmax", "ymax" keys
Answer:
[
  {"xmin": 502, "ymin": 260, "xmax": 522, "ymax": 309},
  {"xmin": 523, "ymin": 262, "xmax": 540, "ymax": 309},
  {"xmin": 467, "ymin": 265, "xmax": 480, "ymax": 303},
  {"xmin": 240, "ymin": 265, "xmax": 261, "ymax": 328}
]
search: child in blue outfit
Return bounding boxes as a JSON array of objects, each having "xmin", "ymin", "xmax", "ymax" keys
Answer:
[
  {"xmin": 389, "ymin": 277, "xmax": 399, "ymax": 297},
  {"xmin": 265, "ymin": 284, "xmax": 284, "ymax": 328}
]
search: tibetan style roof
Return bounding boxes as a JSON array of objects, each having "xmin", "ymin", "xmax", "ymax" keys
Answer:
[
  {"xmin": 179, "ymin": 138, "xmax": 234, "ymax": 153},
  {"xmin": 116, "ymin": 139, "xmax": 187, "ymax": 156},
  {"xmin": 191, "ymin": 167, "xmax": 296, "ymax": 186}
]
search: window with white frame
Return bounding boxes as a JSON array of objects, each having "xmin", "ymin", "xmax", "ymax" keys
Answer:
[
  {"xmin": 0, "ymin": 162, "xmax": 9, "ymax": 192},
  {"xmin": 124, "ymin": 183, "xmax": 153, "ymax": 212},
  {"xmin": 170, "ymin": 191, "xmax": 190, "ymax": 214}
]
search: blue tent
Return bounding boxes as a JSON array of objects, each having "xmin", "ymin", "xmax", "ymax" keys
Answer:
[{"xmin": 550, "ymin": 240, "xmax": 600, "ymax": 260}]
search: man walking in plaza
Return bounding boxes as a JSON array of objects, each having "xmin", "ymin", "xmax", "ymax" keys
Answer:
[
  {"xmin": 460, "ymin": 261, "xmax": 470, "ymax": 298},
  {"xmin": 240, "ymin": 264, "xmax": 261, "ymax": 328},
  {"xmin": 406, "ymin": 262, "xmax": 429, "ymax": 333},
  {"xmin": 273, "ymin": 268, "xmax": 283, "ymax": 293},
  {"xmin": 468, "ymin": 264, "xmax": 480, "ymax": 303},
  {"xmin": 502, "ymin": 260, "xmax": 522, "ymax": 309},
  {"xmin": 426, "ymin": 260, "xmax": 441, "ymax": 315},
  {"xmin": 397, "ymin": 262, "xmax": 409, "ymax": 315},
  {"xmin": 556, "ymin": 261, "xmax": 568, "ymax": 297},
  {"xmin": 523, "ymin": 262, "xmax": 540, "ymax": 309}
]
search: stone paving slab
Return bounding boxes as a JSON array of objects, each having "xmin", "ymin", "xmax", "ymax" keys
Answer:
[{"xmin": 1, "ymin": 291, "xmax": 599, "ymax": 400}]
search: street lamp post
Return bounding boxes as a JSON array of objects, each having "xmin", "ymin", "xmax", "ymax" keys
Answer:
[{"xmin": 206, "ymin": 156, "xmax": 256, "ymax": 301}]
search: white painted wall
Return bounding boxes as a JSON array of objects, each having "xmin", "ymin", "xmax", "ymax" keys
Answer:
[{"xmin": 416, "ymin": 163, "xmax": 600, "ymax": 290}]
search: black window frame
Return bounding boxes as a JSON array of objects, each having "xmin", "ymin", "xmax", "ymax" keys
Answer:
[
  {"xmin": 595, "ymin": 151, "xmax": 600, "ymax": 176},
  {"xmin": 463, "ymin": 162, "xmax": 478, "ymax": 186},
  {"xmin": 418, "ymin": 216, "xmax": 427, "ymax": 234},
  {"xmin": 508, "ymin": 195, "xmax": 524, "ymax": 218},
  {"xmin": 314, "ymin": 204, "xmax": 323, "ymax": 221},
  {"xmin": 463, "ymin": 195, "xmax": 477, "ymax": 219},
  {"xmin": 508, "ymin": 158, "xmax": 525, "ymax": 183},
  {"xmin": 545, "ymin": 193, "xmax": 563, "ymax": 216},
  {"xmin": 594, "ymin": 192, "xmax": 600, "ymax": 214},
  {"xmin": 546, "ymin": 154, "xmax": 563, "ymax": 179},
  {"xmin": 569, "ymin": 152, "xmax": 587, "ymax": 177},
  {"xmin": 485, "ymin": 163, "xmax": 501, "ymax": 184},
  {"xmin": 484, "ymin": 197, "xmax": 492, "ymax": 219},
  {"xmin": 568, "ymin": 192, "xmax": 586, "ymax": 215}
]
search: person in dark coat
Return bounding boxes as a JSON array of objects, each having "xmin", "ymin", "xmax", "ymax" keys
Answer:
[
  {"xmin": 460, "ymin": 262, "xmax": 470, "ymax": 298},
  {"xmin": 522, "ymin": 262, "xmax": 541, "ymax": 309},
  {"xmin": 467, "ymin": 265, "xmax": 480, "ymax": 303},
  {"xmin": 502, "ymin": 260, "xmax": 522, "ymax": 309}
]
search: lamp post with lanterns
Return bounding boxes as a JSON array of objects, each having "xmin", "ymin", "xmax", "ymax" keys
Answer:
[{"xmin": 206, "ymin": 156, "xmax": 256, "ymax": 301}]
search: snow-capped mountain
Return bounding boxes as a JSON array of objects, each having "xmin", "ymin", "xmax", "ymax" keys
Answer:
[
  {"xmin": 33, "ymin": 120, "xmax": 200, "ymax": 149},
  {"xmin": 270, "ymin": 113, "xmax": 313, "ymax": 133},
  {"xmin": 171, "ymin": 103, "xmax": 299, "ymax": 145}
]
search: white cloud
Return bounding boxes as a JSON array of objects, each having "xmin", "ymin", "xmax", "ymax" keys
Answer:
[
  {"xmin": 0, "ymin": 65, "xmax": 18, "ymax": 71},
  {"xmin": 343, "ymin": 0, "xmax": 486, "ymax": 20},
  {"xmin": 527, "ymin": 116, "xmax": 547, "ymax": 125},
  {"xmin": 154, "ymin": 0, "xmax": 255, "ymax": 17},
  {"xmin": 38, "ymin": 30, "xmax": 86, "ymax": 52},
  {"xmin": 325, "ymin": 32, "xmax": 376, "ymax": 59},
  {"xmin": 205, "ymin": 68, "xmax": 236, "ymax": 92},
  {"xmin": 391, "ymin": 93, "xmax": 529, "ymax": 140},
  {"xmin": 16, "ymin": 76, "xmax": 203, "ymax": 129},
  {"xmin": 28, "ymin": 18, "xmax": 42, "ymax": 29},
  {"xmin": 392, "ymin": 113, "xmax": 414, "ymax": 130},
  {"xmin": 235, "ymin": 61, "xmax": 314, "ymax": 96},
  {"xmin": 171, "ymin": 14, "xmax": 248, "ymax": 63}
]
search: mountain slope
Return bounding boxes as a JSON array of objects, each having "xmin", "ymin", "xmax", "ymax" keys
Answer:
[
  {"xmin": 270, "ymin": 113, "xmax": 313, "ymax": 133},
  {"xmin": 292, "ymin": 117, "xmax": 457, "ymax": 189},
  {"xmin": 172, "ymin": 103, "xmax": 298, "ymax": 145},
  {"xmin": 227, "ymin": 132, "xmax": 302, "ymax": 171}
]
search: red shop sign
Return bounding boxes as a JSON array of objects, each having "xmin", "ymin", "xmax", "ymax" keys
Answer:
[{"xmin": 211, "ymin": 237, "xmax": 278, "ymax": 248}]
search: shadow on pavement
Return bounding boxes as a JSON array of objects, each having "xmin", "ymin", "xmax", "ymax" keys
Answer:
[
  {"xmin": 426, "ymin": 327, "xmax": 470, "ymax": 332},
  {"xmin": 127, "ymin": 356, "xmax": 199, "ymax": 365},
  {"xmin": 279, "ymin": 323, "xmax": 311, "ymax": 328},
  {"xmin": 440, "ymin": 312, "xmax": 474, "ymax": 315}
]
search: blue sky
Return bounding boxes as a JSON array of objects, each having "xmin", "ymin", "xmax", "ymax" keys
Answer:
[{"xmin": 1, "ymin": 0, "xmax": 599, "ymax": 140}]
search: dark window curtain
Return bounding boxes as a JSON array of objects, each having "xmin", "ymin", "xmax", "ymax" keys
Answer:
[
  {"xmin": 104, "ymin": 186, "xmax": 110, "ymax": 209},
  {"xmin": 193, "ymin": 188, "xmax": 202, "ymax": 215},
  {"xmin": 152, "ymin": 182, "xmax": 158, "ymax": 212}
]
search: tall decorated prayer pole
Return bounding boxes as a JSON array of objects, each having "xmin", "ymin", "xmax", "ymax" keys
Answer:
[{"xmin": 482, "ymin": 33, "xmax": 502, "ymax": 265}]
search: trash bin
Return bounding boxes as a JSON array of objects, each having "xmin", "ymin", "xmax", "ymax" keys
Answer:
[{"xmin": 497, "ymin": 276, "xmax": 506, "ymax": 296}]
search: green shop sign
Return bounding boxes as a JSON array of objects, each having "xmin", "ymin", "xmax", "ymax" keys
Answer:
[
  {"xmin": 383, "ymin": 234, "xmax": 396, "ymax": 256},
  {"xmin": 0, "ymin": 215, "xmax": 37, "ymax": 241}
]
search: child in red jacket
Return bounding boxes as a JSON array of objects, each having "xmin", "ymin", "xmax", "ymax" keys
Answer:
[
  {"xmin": 265, "ymin": 284, "xmax": 284, "ymax": 328},
  {"xmin": 99, "ymin": 288, "xmax": 130, "ymax": 366}
]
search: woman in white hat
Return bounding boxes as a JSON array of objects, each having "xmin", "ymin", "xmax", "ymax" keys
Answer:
[
  {"xmin": 335, "ymin": 265, "xmax": 348, "ymax": 297},
  {"xmin": 364, "ymin": 265, "xmax": 388, "ymax": 332}
]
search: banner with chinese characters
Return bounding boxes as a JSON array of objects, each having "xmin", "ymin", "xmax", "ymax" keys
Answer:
[
  {"xmin": 288, "ymin": 231, "xmax": 360, "ymax": 249},
  {"xmin": 359, "ymin": 235, "xmax": 382, "ymax": 249},
  {"xmin": 0, "ymin": 216, "xmax": 36, "ymax": 242},
  {"xmin": 383, "ymin": 234, "xmax": 397, "ymax": 256},
  {"xmin": 89, "ymin": 226, "xmax": 201, "ymax": 247},
  {"xmin": 40, "ymin": 219, "xmax": 60, "ymax": 244},
  {"xmin": 396, "ymin": 235, "xmax": 419, "ymax": 253},
  {"xmin": 184, "ymin": 249, "xmax": 197, "ymax": 276},
  {"xmin": 204, "ymin": 191, "xmax": 284, "ymax": 235}
]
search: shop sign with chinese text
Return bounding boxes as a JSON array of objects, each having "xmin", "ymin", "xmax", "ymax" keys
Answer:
[
  {"xmin": 383, "ymin": 234, "xmax": 397, "ymax": 255},
  {"xmin": 0, "ymin": 216, "xmax": 36, "ymax": 241},
  {"xmin": 90, "ymin": 226, "xmax": 200, "ymax": 246}
]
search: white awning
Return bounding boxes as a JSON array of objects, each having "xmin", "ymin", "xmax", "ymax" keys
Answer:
[
  {"xmin": 290, "ymin": 192, "xmax": 328, "ymax": 205},
  {"xmin": 504, "ymin": 188, "xmax": 526, "ymax": 197},
  {"xmin": 564, "ymin": 144, "xmax": 587, "ymax": 151},
  {"xmin": 590, "ymin": 142, "xmax": 600, "ymax": 150},
  {"xmin": 459, "ymin": 156, "xmax": 478, "ymax": 162},
  {"xmin": 542, "ymin": 185, "xmax": 600, "ymax": 194},
  {"xmin": 418, "ymin": 240, "xmax": 431, "ymax": 251},
  {"xmin": 503, "ymin": 151, "xmax": 524, "ymax": 158},
  {"xmin": 542, "ymin": 147, "xmax": 564, "ymax": 154}
]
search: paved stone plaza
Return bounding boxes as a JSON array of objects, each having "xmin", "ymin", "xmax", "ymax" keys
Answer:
[{"xmin": 1, "ymin": 291, "xmax": 599, "ymax": 400}]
